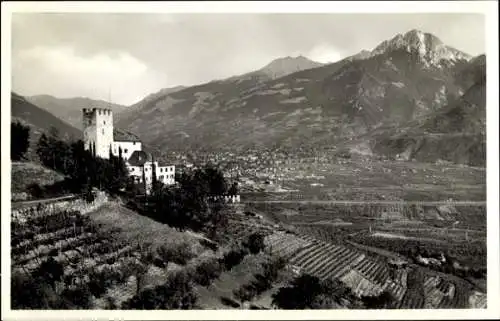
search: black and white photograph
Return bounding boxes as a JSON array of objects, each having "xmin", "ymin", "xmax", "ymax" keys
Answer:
[{"xmin": 1, "ymin": 1, "xmax": 499, "ymax": 319}]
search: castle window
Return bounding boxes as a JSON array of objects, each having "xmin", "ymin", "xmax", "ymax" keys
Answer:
[
  {"xmin": 102, "ymin": 129, "xmax": 104, "ymax": 135},
  {"xmin": 103, "ymin": 121, "xmax": 106, "ymax": 125},
  {"xmin": 124, "ymin": 149, "xmax": 128, "ymax": 153}
]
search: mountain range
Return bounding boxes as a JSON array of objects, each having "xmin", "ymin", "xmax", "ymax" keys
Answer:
[
  {"xmin": 12, "ymin": 29, "xmax": 486, "ymax": 166},
  {"xmin": 26, "ymin": 95, "xmax": 127, "ymax": 130}
]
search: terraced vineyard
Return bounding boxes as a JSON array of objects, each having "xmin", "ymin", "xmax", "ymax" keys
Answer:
[
  {"xmin": 265, "ymin": 232, "xmax": 391, "ymax": 299},
  {"xmin": 11, "ymin": 209, "xmax": 152, "ymax": 307},
  {"xmin": 263, "ymin": 231, "xmax": 485, "ymax": 309}
]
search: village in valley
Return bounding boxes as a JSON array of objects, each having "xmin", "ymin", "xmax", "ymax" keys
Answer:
[{"xmin": 7, "ymin": 10, "xmax": 490, "ymax": 312}]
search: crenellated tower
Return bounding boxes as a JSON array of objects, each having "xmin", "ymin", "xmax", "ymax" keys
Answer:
[{"xmin": 82, "ymin": 108, "xmax": 114, "ymax": 159}]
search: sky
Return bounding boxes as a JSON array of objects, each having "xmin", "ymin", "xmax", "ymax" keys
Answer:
[{"xmin": 11, "ymin": 12, "xmax": 485, "ymax": 105}]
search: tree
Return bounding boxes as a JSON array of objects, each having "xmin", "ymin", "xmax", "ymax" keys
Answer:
[
  {"xmin": 193, "ymin": 259, "xmax": 222, "ymax": 286},
  {"xmin": 122, "ymin": 270, "xmax": 198, "ymax": 309},
  {"xmin": 244, "ymin": 232, "xmax": 266, "ymax": 254},
  {"xmin": 151, "ymin": 156, "xmax": 158, "ymax": 190},
  {"xmin": 228, "ymin": 182, "xmax": 239, "ymax": 195},
  {"xmin": 11, "ymin": 121, "xmax": 30, "ymax": 161},
  {"xmin": 205, "ymin": 165, "xmax": 227, "ymax": 195},
  {"xmin": 36, "ymin": 133, "xmax": 51, "ymax": 167},
  {"xmin": 11, "ymin": 272, "xmax": 59, "ymax": 309},
  {"xmin": 272, "ymin": 274, "xmax": 321, "ymax": 309},
  {"xmin": 60, "ymin": 285, "xmax": 93, "ymax": 309},
  {"xmin": 361, "ymin": 290, "xmax": 394, "ymax": 309},
  {"xmin": 142, "ymin": 165, "xmax": 147, "ymax": 194},
  {"xmin": 233, "ymin": 284, "xmax": 257, "ymax": 303},
  {"xmin": 207, "ymin": 198, "xmax": 228, "ymax": 239},
  {"xmin": 32, "ymin": 257, "xmax": 64, "ymax": 289},
  {"xmin": 220, "ymin": 247, "xmax": 248, "ymax": 270},
  {"xmin": 107, "ymin": 152, "xmax": 129, "ymax": 196}
]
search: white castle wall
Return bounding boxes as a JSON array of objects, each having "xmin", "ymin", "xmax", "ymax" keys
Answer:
[
  {"xmin": 112, "ymin": 141, "xmax": 142, "ymax": 160},
  {"xmin": 128, "ymin": 162, "xmax": 176, "ymax": 187},
  {"xmin": 156, "ymin": 164, "xmax": 176, "ymax": 185}
]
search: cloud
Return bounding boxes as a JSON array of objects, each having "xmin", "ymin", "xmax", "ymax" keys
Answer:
[
  {"xmin": 13, "ymin": 46, "xmax": 165, "ymax": 104},
  {"xmin": 307, "ymin": 44, "xmax": 344, "ymax": 64},
  {"xmin": 11, "ymin": 13, "xmax": 485, "ymax": 105}
]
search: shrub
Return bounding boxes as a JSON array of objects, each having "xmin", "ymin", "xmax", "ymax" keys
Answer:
[
  {"xmin": 32, "ymin": 257, "xmax": 64, "ymax": 289},
  {"xmin": 122, "ymin": 270, "xmax": 198, "ymax": 309},
  {"xmin": 244, "ymin": 232, "xmax": 266, "ymax": 254},
  {"xmin": 262, "ymin": 256, "xmax": 287, "ymax": 280},
  {"xmin": 233, "ymin": 284, "xmax": 257, "ymax": 303},
  {"xmin": 11, "ymin": 273, "xmax": 58, "ymax": 309},
  {"xmin": 60, "ymin": 285, "xmax": 93, "ymax": 309},
  {"xmin": 220, "ymin": 247, "xmax": 248, "ymax": 270},
  {"xmin": 87, "ymin": 271, "xmax": 107, "ymax": 298},
  {"xmin": 361, "ymin": 290, "xmax": 394, "ymax": 309},
  {"xmin": 83, "ymin": 186, "xmax": 96, "ymax": 203},
  {"xmin": 161, "ymin": 242, "xmax": 195, "ymax": 266},
  {"xmin": 271, "ymin": 273, "xmax": 355, "ymax": 309},
  {"xmin": 26, "ymin": 183, "xmax": 43, "ymax": 199},
  {"xmin": 193, "ymin": 259, "xmax": 223, "ymax": 286}
]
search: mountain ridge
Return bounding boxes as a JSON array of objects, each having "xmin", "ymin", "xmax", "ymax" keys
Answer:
[
  {"xmin": 18, "ymin": 29, "xmax": 484, "ymax": 166},
  {"xmin": 113, "ymin": 29, "xmax": 484, "ymax": 166},
  {"xmin": 26, "ymin": 95, "xmax": 127, "ymax": 130}
]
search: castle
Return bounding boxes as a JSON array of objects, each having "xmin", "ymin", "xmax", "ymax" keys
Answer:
[{"xmin": 82, "ymin": 108, "xmax": 175, "ymax": 191}]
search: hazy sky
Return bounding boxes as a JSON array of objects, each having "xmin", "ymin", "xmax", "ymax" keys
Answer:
[{"xmin": 11, "ymin": 13, "xmax": 485, "ymax": 105}]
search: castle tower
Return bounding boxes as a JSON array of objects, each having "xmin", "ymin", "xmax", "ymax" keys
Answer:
[{"xmin": 82, "ymin": 108, "xmax": 114, "ymax": 159}]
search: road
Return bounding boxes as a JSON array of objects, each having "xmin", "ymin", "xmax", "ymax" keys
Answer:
[
  {"xmin": 11, "ymin": 194, "xmax": 77, "ymax": 210},
  {"xmin": 243, "ymin": 200, "xmax": 486, "ymax": 206}
]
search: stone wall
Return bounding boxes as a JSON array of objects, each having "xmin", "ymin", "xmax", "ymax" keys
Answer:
[{"xmin": 12, "ymin": 191, "xmax": 108, "ymax": 223}]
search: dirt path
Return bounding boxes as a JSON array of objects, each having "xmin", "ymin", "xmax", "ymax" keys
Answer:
[{"xmin": 345, "ymin": 240, "xmax": 408, "ymax": 261}]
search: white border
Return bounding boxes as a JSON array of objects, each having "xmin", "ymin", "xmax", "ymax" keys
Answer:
[{"xmin": 1, "ymin": 1, "xmax": 499, "ymax": 320}]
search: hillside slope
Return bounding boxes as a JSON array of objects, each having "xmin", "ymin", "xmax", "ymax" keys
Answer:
[
  {"xmin": 368, "ymin": 72, "xmax": 485, "ymax": 166},
  {"xmin": 11, "ymin": 92, "xmax": 82, "ymax": 160},
  {"xmin": 26, "ymin": 95, "xmax": 127, "ymax": 129},
  {"xmin": 12, "ymin": 93, "xmax": 81, "ymax": 139}
]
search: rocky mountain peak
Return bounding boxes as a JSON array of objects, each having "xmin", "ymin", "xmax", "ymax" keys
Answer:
[
  {"xmin": 371, "ymin": 29, "xmax": 471, "ymax": 66},
  {"xmin": 259, "ymin": 55, "xmax": 324, "ymax": 79}
]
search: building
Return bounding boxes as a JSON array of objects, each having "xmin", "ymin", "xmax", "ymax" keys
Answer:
[
  {"xmin": 127, "ymin": 150, "xmax": 175, "ymax": 186},
  {"xmin": 82, "ymin": 107, "xmax": 175, "ymax": 192}
]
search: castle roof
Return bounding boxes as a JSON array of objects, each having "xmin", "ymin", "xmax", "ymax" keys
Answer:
[
  {"xmin": 127, "ymin": 150, "xmax": 152, "ymax": 166},
  {"xmin": 113, "ymin": 129, "xmax": 141, "ymax": 142}
]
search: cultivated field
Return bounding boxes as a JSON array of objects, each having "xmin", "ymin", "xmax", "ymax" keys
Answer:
[{"xmin": 247, "ymin": 159, "xmax": 485, "ymax": 202}]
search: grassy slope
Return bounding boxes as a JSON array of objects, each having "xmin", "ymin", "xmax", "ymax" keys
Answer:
[
  {"xmin": 11, "ymin": 161, "xmax": 65, "ymax": 200},
  {"xmin": 89, "ymin": 202, "xmax": 207, "ymax": 252}
]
